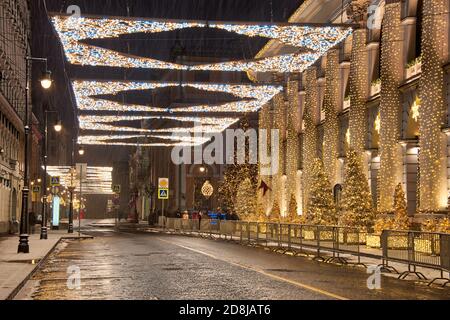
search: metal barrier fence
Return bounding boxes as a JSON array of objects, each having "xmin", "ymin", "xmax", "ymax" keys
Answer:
[
  {"xmin": 381, "ymin": 230, "xmax": 450, "ymax": 285},
  {"xmin": 158, "ymin": 218, "xmax": 449, "ymax": 285}
]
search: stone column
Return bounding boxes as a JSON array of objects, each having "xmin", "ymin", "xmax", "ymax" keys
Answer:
[
  {"xmin": 418, "ymin": 0, "xmax": 448, "ymax": 212},
  {"xmin": 322, "ymin": 49, "xmax": 340, "ymax": 187},
  {"xmin": 302, "ymin": 67, "xmax": 318, "ymax": 211},
  {"xmin": 378, "ymin": 0, "xmax": 404, "ymax": 212}
]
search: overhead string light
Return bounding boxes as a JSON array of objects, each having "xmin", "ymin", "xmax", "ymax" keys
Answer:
[
  {"xmin": 78, "ymin": 134, "xmax": 210, "ymax": 146},
  {"xmin": 51, "ymin": 15, "xmax": 353, "ymax": 73},
  {"xmin": 73, "ymin": 80, "xmax": 282, "ymax": 113},
  {"xmin": 45, "ymin": 166, "xmax": 113, "ymax": 194}
]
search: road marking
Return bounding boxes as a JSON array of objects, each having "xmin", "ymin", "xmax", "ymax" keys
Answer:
[{"xmin": 156, "ymin": 237, "xmax": 349, "ymax": 300}]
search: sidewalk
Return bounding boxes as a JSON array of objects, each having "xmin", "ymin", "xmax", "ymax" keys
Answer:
[{"xmin": 0, "ymin": 230, "xmax": 92, "ymax": 300}]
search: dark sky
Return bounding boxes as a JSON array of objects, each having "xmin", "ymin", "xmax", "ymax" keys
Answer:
[{"xmin": 30, "ymin": 0, "xmax": 303, "ymax": 166}]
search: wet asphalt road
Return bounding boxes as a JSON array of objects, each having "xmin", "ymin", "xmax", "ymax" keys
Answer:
[{"xmin": 17, "ymin": 227, "xmax": 450, "ymax": 300}]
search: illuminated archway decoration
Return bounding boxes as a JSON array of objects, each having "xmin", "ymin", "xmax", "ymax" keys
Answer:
[
  {"xmin": 50, "ymin": 15, "xmax": 353, "ymax": 73},
  {"xmin": 73, "ymin": 80, "xmax": 282, "ymax": 113},
  {"xmin": 46, "ymin": 166, "xmax": 114, "ymax": 195},
  {"xmin": 78, "ymin": 134, "xmax": 211, "ymax": 146}
]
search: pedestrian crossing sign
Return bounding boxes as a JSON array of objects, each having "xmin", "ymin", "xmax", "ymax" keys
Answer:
[
  {"xmin": 112, "ymin": 184, "xmax": 121, "ymax": 194},
  {"xmin": 50, "ymin": 176, "xmax": 60, "ymax": 186},
  {"xmin": 158, "ymin": 188, "xmax": 169, "ymax": 200}
]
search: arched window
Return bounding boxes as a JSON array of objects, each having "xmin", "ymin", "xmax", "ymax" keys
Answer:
[{"xmin": 333, "ymin": 184, "xmax": 343, "ymax": 206}]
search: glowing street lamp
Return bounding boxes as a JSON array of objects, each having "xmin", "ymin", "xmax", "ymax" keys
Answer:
[{"xmin": 40, "ymin": 70, "xmax": 52, "ymax": 89}]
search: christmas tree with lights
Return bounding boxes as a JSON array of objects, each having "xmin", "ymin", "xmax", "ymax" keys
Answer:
[
  {"xmin": 340, "ymin": 149, "xmax": 375, "ymax": 231},
  {"xmin": 217, "ymin": 116, "xmax": 258, "ymax": 213},
  {"xmin": 306, "ymin": 158, "xmax": 338, "ymax": 225},
  {"xmin": 269, "ymin": 199, "xmax": 281, "ymax": 222},
  {"xmin": 393, "ymin": 183, "xmax": 410, "ymax": 230},
  {"xmin": 287, "ymin": 193, "xmax": 299, "ymax": 223},
  {"xmin": 234, "ymin": 178, "xmax": 256, "ymax": 220}
]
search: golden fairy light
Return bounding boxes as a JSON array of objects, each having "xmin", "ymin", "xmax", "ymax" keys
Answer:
[{"xmin": 201, "ymin": 180, "xmax": 214, "ymax": 198}]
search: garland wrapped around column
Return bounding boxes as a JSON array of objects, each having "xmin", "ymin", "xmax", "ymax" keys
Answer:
[
  {"xmin": 286, "ymin": 79, "xmax": 300, "ymax": 216},
  {"xmin": 377, "ymin": 0, "xmax": 403, "ymax": 212},
  {"xmin": 418, "ymin": 0, "xmax": 448, "ymax": 212},
  {"xmin": 348, "ymin": 1, "xmax": 369, "ymax": 158},
  {"xmin": 302, "ymin": 67, "xmax": 319, "ymax": 211},
  {"xmin": 272, "ymin": 92, "xmax": 287, "ymax": 216},
  {"xmin": 258, "ymin": 103, "xmax": 272, "ymax": 216},
  {"xmin": 322, "ymin": 49, "xmax": 340, "ymax": 186}
]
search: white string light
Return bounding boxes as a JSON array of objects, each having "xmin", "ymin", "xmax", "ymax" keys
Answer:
[{"xmin": 51, "ymin": 15, "xmax": 353, "ymax": 73}]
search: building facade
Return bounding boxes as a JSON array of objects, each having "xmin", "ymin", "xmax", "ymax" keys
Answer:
[
  {"xmin": 0, "ymin": 0, "xmax": 30, "ymax": 233},
  {"xmin": 257, "ymin": 0, "xmax": 450, "ymax": 219}
]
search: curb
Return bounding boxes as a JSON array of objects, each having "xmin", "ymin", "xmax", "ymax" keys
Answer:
[{"xmin": 5, "ymin": 235, "xmax": 93, "ymax": 300}]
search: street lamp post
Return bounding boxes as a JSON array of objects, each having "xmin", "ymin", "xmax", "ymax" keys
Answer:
[
  {"xmin": 18, "ymin": 56, "xmax": 52, "ymax": 253},
  {"xmin": 40, "ymin": 110, "xmax": 61, "ymax": 240},
  {"xmin": 68, "ymin": 138, "xmax": 77, "ymax": 234}
]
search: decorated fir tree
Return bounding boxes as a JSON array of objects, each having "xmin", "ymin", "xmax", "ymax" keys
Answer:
[
  {"xmin": 255, "ymin": 192, "xmax": 266, "ymax": 222},
  {"xmin": 287, "ymin": 194, "xmax": 299, "ymax": 223},
  {"xmin": 393, "ymin": 183, "xmax": 410, "ymax": 230},
  {"xmin": 269, "ymin": 199, "xmax": 281, "ymax": 222},
  {"xmin": 217, "ymin": 116, "xmax": 258, "ymax": 213},
  {"xmin": 340, "ymin": 149, "xmax": 375, "ymax": 231},
  {"xmin": 234, "ymin": 178, "xmax": 256, "ymax": 220},
  {"xmin": 306, "ymin": 158, "xmax": 338, "ymax": 225}
]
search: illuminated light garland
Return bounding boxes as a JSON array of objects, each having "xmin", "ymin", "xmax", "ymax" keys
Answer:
[
  {"xmin": 79, "ymin": 141, "xmax": 197, "ymax": 147},
  {"xmin": 321, "ymin": 49, "xmax": 340, "ymax": 187},
  {"xmin": 46, "ymin": 166, "xmax": 113, "ymax": 194},
  {"xmin": 348, "ymin": 27, "xmax": 368, "ymax": 158},
  {"xmin": 51, "ymin": 15, "xmax": 353, "ymax": 73},
  {"xmin": 78, "ymin": 134, "xmax": 210, "ymax": 146},
  {"xmin": 207, "ymin": 23, "xmax": 353, "ymax": 53},
  {"xmin": 286, "ymin": 79, "xmax": 301, "ymax": 215},
  {"xmin": 73, "ymin": 80, "xmax": 282, "ymax": 113},
  {"xmin": 271, "ymin": 92, "xmax": 287, "ymax": 215},
  {"xmin": 52, "ymin": 16, "xmax": 352, "ymax": 51},
  {"xmin": 418, "ymin": 0, "xmax": 448, "ymax": 211},
  {"xmin": 190, "ymin": 52, "xmax": 321, "ymax": 73},
  {"xmin": 302, "ymin": 67, "xmax": 319, "ymax": 211},
  {"xmin": 79, "ymin": 120, "xmax": 238, "ymax": 134},
  {"xmin": 258, "ymin": 103, "xmax": 273, "ymax": 215},
  {"xmin": 79, "ymin": 114, "xmax": 239, "ymax": 126},
  {"xmin": 377, "ymin": 1, "xmax": 404, "ymax": 212}
]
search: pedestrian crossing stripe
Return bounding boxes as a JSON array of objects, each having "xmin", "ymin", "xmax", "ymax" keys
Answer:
[{"xmin": 158, "ymin": 188, "xmax": 169, "ymax": 199}]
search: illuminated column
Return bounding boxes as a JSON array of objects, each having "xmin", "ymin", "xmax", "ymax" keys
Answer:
[
  {"xmin": 272, "ymin": 92, "xmax": 287, "ymax": 215},
  {"xmin": 322, "ymin": 49, "xmax": 340, "ymax": 187},
  {"xmin": 378, "ymin": 0, "xmax": 403, "ymax": 212},
  {"xmin": 348, "ymin": 0, "xmax": 369, "ymax": 158},
  {"xmin": 302, "ymin": 67, "xmax": 318, "ymax": 211},
  {"xmin": 286, "ymin": 79, "xmax": 301, "ymax": 215},
  {"xmin": 258, "ymin": 103, "xmax": 273, "ymax": 215},
  {"xmin": 418, "ymin": 0, "xmax": 448, "ymax": 212}
]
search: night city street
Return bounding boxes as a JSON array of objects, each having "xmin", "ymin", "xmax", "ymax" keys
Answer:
[
  {"xmin": 14, "ymin": 225, "xmax": 450, "ymax": 300},
  {"xmin": 1, "ymin": 0, "xmax": 450, "ymax": 310}
]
